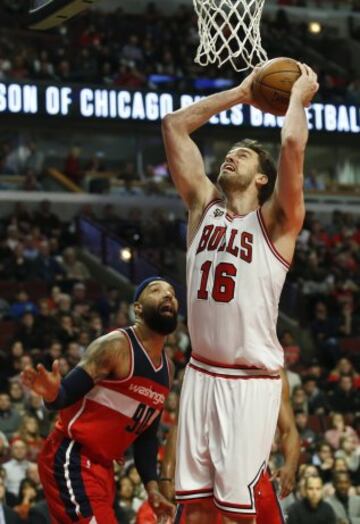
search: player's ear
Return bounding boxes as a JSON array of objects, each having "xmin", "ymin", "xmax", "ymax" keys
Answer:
[
  {"xmin": 256, "ymin": 173, "xmax": 268, "ymax": 187},
  {"xmin": 133, "ymin": 302, "xmax": 142, "ymax": 319}
]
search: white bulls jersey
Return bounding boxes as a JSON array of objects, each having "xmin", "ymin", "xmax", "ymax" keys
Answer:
[{"xmin": 187, "ymin": 199, "xmax": 290, "ymax": 370}]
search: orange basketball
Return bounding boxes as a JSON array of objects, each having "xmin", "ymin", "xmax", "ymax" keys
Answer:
[{"xmin": 251, "ymin": 57, "xmax": 301, "ymax": 116}]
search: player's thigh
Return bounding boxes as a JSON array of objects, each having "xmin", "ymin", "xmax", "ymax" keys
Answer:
[
  {"xmin": 175, "ymin": 366, "xmax": 215, "ymax": 501},
  {"xmin": 176, "ymin": 499, "xmax": 218, "ymax": 524},
  {"xmin": 210, "ymin": 377, "xmax": 282, "ymax": 517}
]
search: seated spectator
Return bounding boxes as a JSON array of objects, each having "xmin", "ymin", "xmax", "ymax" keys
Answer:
[
  {"xmin": 325, "ymin": 413, "xmax": 358, "ymax": 450},
  {"xmin": 63, "ymin": 147, "xmax": 83, "ymax": 184},
  {"xmin": 11, "ymin": 416, "xmax": 44, "ymax": 463},
  {"xmin": 302, "ymin": 376, "xmax": 330, "ymax": 415},
  {"xmin": 32, "ymin": 240, "xmax": 64, "ymax": 283},
  {"xmin": 325, "ymin": 471, "xmax": 360, "ymax": 523},
  {"xmin": 312, "ymin": 442, "xmax": 335, "ymax": 484},
  {"xmin": 9, "ymin": 291, "xmax": 38, "ymax": 320},
  {"xmin": 329, "ymin": 374, "xmax": 360, "ymax": 414},
  {"xmin": 126, "ymin": 464, "xmax": 146, "ymax": 502},
  {"xmin": 32, "ymin": 201, "xmax": 61, "ymax": 238},
  {"xmin": 3, "ymin": 440, "xmax": 32, "ymax": 497},
  {"xmin": 160, "ymin": 391, "xmax": 178, "ymax": 436},
  {"xmin": 0, "ymin": 394, "xmax": 21, "ymax": 441},
  {"xmin": 295, "ymin": 410, "xmax": 318, "ymax": 451},
  {"xmin": 292, "ymin": 385, "xmax": 309, "ymax": 413},
  {"xmin": 61, "ymin": 248, "xmax": 90, "ymax": 281},
  {"xmin": 8, "ymin": 382, "xmax": 26, "ymax": 417},
  {"xmin": 117, "ymin": 476, "xmax": 142, "ymax": 522},
  {"xmin": 0, "ymin": 476, "xmax": 21, "ymax": 523},
  {"xmin": 335, "ymin": 435, "xmax": 360, "ymax": 475},
  {"xmin": 25, "ymin": 393, "xmax": 50, "ymax": 439},
  {"xmin": 328, "ymin": 357, "xmax": 360, "ymax": 389},
  {"xmin": 280, "ymin": 330, "xmax": 301, "ymax": 367},
  {"xmin": 286, "ymin": 475, "xmax": 336, "ymax": 523},
  {"xmin": 14, "ymin": 313, "xmax": 42, "ymax": 351},
  {"xmin": 4, "ymin": 243, "xmax": 33, "ymax": 282},
  {"xmin": 13, "ymin": 478, "xmax": 38, "ymax": 521}
]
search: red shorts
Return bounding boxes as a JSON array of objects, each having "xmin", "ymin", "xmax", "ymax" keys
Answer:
[
  {"xmin": 174, "ymin": 471, "xmax": 284, "ymax": 523},
  {"xmin": 38, "ymin": 430, "xmax": 117, "ymax": 524}
]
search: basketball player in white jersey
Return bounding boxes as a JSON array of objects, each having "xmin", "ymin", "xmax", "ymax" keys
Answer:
[{"xmin": 161, "ymin": 63, "xmax": 318, "ymax": 523}]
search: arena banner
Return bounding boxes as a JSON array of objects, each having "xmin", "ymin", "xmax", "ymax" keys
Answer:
[{"xmin": 0, "ymin": 81, "xmax": 359, "ymax": 134}]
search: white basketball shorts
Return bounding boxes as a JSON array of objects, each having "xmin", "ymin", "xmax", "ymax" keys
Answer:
[{"xmin": 175, "ymin": 354, "xmax": 282, "ymax": 519}]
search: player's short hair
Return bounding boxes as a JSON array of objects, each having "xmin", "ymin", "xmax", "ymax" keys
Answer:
[{"xmin": 231, "ymin": 139, "xmax": 277, "ymax": 205}]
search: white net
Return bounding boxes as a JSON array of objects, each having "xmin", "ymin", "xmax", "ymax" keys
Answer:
[{"xmin": 193, "ymin": 0, "xmax": 268, "ymax": 71}]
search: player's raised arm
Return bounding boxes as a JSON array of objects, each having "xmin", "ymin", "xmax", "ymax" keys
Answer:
[
  {"xmin": 161, "ymin": 70, "xmax": 257, "ymax": 211},
  {"xmin": 21, "ymin": 331, "xmax": 130, "ymax": 408},
  {"xmin": 264, "ymin": 63, "xmax": 318, "ymax": 236}
]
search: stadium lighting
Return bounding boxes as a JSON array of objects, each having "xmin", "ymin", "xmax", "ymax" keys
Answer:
[
  {"xmin": 119, "ymin": 248, "xmax": 132, "ymax": 262},
  {"xmin": 308, "ymin": 21, "xmax": 322, "ymax": 34}
]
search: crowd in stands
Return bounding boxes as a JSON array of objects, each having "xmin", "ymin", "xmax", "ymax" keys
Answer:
[
  {"xmin": 0, "ymin": 2, "xmax": 359, "ymax": 103},
  {"xmin": 0, "ymin": 202, "xmax": 359, "ymax": 522}
]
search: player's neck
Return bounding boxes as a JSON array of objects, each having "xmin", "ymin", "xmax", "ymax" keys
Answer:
[
  {"xmin": 225, "ymin": 189, "xmax": 259, "ymax": 216},
  {"xmin": 133, "ymin": 323, "xmax": 165, "ymax": 364}
]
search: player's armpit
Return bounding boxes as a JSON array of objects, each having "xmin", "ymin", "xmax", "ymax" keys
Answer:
[{"xmin": 79, "ymin": 331, "xmax": 131, "ymax": 382}]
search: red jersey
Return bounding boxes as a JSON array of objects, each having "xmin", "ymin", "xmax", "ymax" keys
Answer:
[{"xmin": 55, "ymin": 327, "xmax": 170, "ymax": 465}]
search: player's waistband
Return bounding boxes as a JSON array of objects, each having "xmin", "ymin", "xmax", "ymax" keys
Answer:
[
  {"xmin": 50, "ymin": 429, "xmax": 113, "ymax": 467},
  {"xmin": 189, "ymin": 354, "xmax": 281, "ymax": 379}
]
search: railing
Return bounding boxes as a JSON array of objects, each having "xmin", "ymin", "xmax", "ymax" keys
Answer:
[{"xmin": 78, "ymin": 216, "xmax": 187, "ymax": 314}]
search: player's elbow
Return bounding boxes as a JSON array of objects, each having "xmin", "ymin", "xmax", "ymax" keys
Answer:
[
  {"xmin": 281, "ymin": 134, "xmax": 307, "ymax": 154},
  {"xmin": 162, "ymin": 113, "xmax": 178, "ymax": 134}
]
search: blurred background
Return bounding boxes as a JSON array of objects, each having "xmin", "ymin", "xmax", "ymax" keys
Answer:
[{"xmin": 0, "ymin": 0, "xmax": 359, "ymax": 522}]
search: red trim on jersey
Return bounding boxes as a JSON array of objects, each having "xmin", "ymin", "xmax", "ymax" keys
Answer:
[
  {"xmin": 192, "ymin": 353, "xmax": 263, "ymax": 370},
  {"xmin": 225, "ymin": 211, "xmax": 249, "ymax": 221},
  {"xmin": 187, "ymin": 198, "xmax": 224, "ymax": 249},
  {"xmin": 257, "ymin": 208, "xmax": 291, "ymax": 269},
  {"xmin": 130, "ymin": 326, "xmax": 163, "ymax": 372},
  {"xmin": 101, "ymin": 328, "xmax": 134, "ymax": 384},
  {"xmin": 189, "ymin": 363, "xmax": 280, "ymax": 380}
]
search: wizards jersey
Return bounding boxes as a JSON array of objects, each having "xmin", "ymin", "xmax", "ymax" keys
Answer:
[{"xmin": 55, "ymin": 327, "xmax": 170, "ymax": 465}]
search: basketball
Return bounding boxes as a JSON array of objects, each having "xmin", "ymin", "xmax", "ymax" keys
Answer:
[{"xmin": 251, "ymin": 57, "xmax": 301, "ymax": 116}]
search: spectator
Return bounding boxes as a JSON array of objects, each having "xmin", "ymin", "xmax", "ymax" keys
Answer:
[
  {"xmin": 3, "ymin": 440, "xmax": 32, "ymax": 497},
  {"xmin": 64, "ymin": 146, "xmax": 83, "ymax": 184},
  {"xmin": 32, "ymin": 201, "xmax": 60, "ymax": 237},
  {"xmin": 12, "ymin": 416, "xmax": 44, "ymax": 462},
  {"xmin": 312, "ymin": 442, "xmax": 335, "ymax": 484},
  {"xmin": 13, "ymin": 478, "xmax": 38, "ymax": 521},
  {"xmin": 25, "ymin": 393, "xmax": 51, "ymax": 438},
  {"xmin": 295, "ymin": 409, "xmax": 318, "ymax": 451},
  {"xmin": 286, "ymin": 475, "xmax": 336, "ymax": 523},
  {"xmin": 8, "ymin": 382, "xmax": 26, "ymax": 416},
  {"xmin": 292, "ymin": 385, "xmax": 309, "ymax": 413},
  {"xmin": 28, "ymin": 499, "xmax": 51, "ymax": 524},
  {"xmin": 61, "ymin": 247, "xmax": 90, "ymax": 281},
  {"xmin": 32, "ymin": 240, "xmax": 64, "ymax": 283},
  {"xmin": 325, "ymin": 413, "xmax": 359, "ymax": 450},
  {"xmin": 0, "ymin": 476, "xmax": 21, "ymax": 523},
  {"xmin": 9, "ymin": 291, "xmax": 38, "ymax": 320},
  {"xmin": 0, "ymin": 431, "xmax": 9, "ymax": 464},
  {"xmin": 303, "ymin": 376, "xmax": 330, "ymax": 415},
  {"xmin": 325, "ymin": 471, "xmax": 360, "ymax": 523},
  {"xmin": 329, "ymin": 375, "xmax": 360, "ymax": 414},
  {"xmin": 335, "ymin": 435, "xmax": 360, "ymax": 475},
  {"xmin": 0, "ymin": 394, "xmax": 21, "ymax": 440}
]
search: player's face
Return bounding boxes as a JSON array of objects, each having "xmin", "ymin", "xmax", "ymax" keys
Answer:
[
  {"xmin": 217, "ymin": 147, "xmax": 260, "ymax": 192},
  {"xmin": 140, "ymin": 281, "xmax": 178, "ymax": 335}
]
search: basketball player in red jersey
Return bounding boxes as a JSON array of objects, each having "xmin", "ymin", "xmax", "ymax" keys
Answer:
[
  {"xmin": 160, "ymin": 370, "xmax": 300, "ymax": 524},
  {"xmin": 162, "ymin": 63, "xmax": 318, "ymax": 523},
  {"xmin": 21, "ymin": 277, "xmax": 177, "ymax": 524}
]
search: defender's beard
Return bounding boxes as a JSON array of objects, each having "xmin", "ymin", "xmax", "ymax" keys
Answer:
[{"xmin": 142, "ymin": 304, "xmax": 178, "ymax": 335}]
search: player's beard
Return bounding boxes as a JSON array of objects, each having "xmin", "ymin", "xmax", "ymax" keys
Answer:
[
  {"xmin": 217, "ymin": 169, "xmax": 254, "ymax": 194},
  {"xmin": 142, "ymin": 304, "xmax": 178, "ymax": 335}
]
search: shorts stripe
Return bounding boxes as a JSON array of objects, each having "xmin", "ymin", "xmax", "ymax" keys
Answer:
[
  {"xmin": 176, "ymin": 487, "xmax": 213, "ymax": 502},
  {"xmin": 53, "ymin": 437, "xmax": 92, "ymax": 521},
  {"xmin": 174, "ymin": 504, "xmax": 185, "ymax": 524}
]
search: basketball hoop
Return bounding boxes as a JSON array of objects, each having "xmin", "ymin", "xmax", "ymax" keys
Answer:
[{"xmin": 193, "ymin": 0, "xmax": 268, "ymax": 71}]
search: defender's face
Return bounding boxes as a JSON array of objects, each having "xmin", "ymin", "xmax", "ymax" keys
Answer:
[
  {"xmin": 138, "ymin": 280, "xmax": 179, "ymax": 335},
  {"xmin": 217, "ymin": 147, "xmax": 260, "ymax": 188},
  {"xmin": 142, "ymin": 281, "xmax": 178, "ymax": 318}
]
